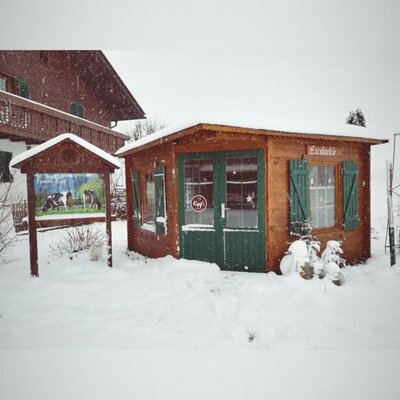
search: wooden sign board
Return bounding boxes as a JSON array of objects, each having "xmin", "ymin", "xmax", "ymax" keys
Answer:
[{"xmin": 307, "ymin": 145, "xmax": 342, "ymax": 157}]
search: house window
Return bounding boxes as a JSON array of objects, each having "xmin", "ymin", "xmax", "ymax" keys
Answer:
[
  {"xmin": 143, "ymin": 172, "xmax": 156, "ymax": 230},
  {"xmin": 0, "ymin": 77, "xmax": 6, "ymax": 91},
  {"xmin": 309, "ymin": 166, "xmax": 336, "ymax": 228},
  {"xmin": 0, "ymin": 151, "xmax": 13, "ymax": 183},
  {"xmin": 131, "ymin": 165, "xmax": 167, "ymax": 235},
  {"xmin": 69, "ymin": 101, "xmax": 85, "ymax": 118},
  {"xmin": 17, "ymin": 79, "xmax": 29, "ymax": 99},
  {"xmin": 290, "ymin": 159, "xmax": 358, "ymax": 233}
]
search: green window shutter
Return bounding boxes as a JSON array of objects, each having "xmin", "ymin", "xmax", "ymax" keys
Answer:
[
  {"xmin": 0, "ymin": 151, "xmax": 13, "ymax": 183},
  {"xmin": 289, "ymin": 159, "xmax": 310, "ymax": 231},
  {"xmin": 154, "ymin": 165, "xmax": 167, "ymax": 235},
  {"xmin": 131, "ymin": 170, "xmax": 141, "ymax": 228},
  {"xmin": 17, "ymin": 79, "xmax": 29, "ymax": 98},
  {"xmin": 342, "ymin": 161, "xmax": 358, "ymax": 231},
  {"xmin": 70, "ymin": 101, "xmax": 84, "ymax": 118}
]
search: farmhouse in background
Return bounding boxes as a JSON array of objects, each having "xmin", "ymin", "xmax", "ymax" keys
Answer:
[{"xmin": 0, "ymin": 50, "xmax": 145, "ymax": 200}]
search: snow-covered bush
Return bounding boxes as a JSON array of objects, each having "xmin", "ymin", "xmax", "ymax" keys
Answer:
[
  {"xmin": 280, "ymin": 222, "xmax": 346, "ymax": 284},
  {"xmin": 49, "ymin": 226, "xmax": 106, "ymax": 259},
  {"xmin": 321, "ymin": 240, "xmax": 346, "ymax": 284},
  {"xmin": 281, "ymin": 220, "xmax": 321, "ymax": 276}
]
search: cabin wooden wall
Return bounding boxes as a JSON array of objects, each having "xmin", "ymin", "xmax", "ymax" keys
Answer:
[
  {"xmin": 267, "ymin": 136, "xmax": 371, "ymax": 273},
  {"xmin": 125, "ymin": 143, "xmax": 179, "ymax": 259}
]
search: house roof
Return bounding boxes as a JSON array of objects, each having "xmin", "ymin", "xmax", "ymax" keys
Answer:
[
  {"xmin": 11, "ymin": 133, "xmax": 121, "ymax": 169},
  {"xmin": 115, "ymin": 120, "xmax": 388, "ymax": 157},
  {"xmin": 66, "ymin": 51, "xmax": 145, "ymax": 122}
]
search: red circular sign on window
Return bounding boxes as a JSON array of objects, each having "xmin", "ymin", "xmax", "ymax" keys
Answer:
[{"xmin": 190, "ymin": 195, "xmax": 207, "ymax": 213}]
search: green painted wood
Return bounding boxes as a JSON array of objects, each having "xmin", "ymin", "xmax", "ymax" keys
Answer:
[
  {"xmin": 69, "ymin": 101, "xmax": 84, "ymax": 118},
  {"xmin": 342, "ymin": 161, "xmax": 359, "ymax": 231},
  {"xmin": 17, "ymin": 79, "xmax": 29, "ymax": 99},
  {"xmin": 131, "ymin": 170, "xmax": 141, "ymax": 228},
  {"xmin": 289, "ymin": 159, "xmax": 309, "ymax": 229},
  {"xmin": 178, "ymin": 154, "xmax": 220, "ymax": 264},
  {"xmin": 154, "ymin": 164, "xmax": 166, "ymax": 235},
  {"xmin": 223, "ymin": 149, "xmax": 265, "ymax": 271},
  {"xmin": 224, "ymin": 231, "xmax": 264, "ymax": 272},
  {"xmin": 178, "ymin": 150, "xmax": 265, "ymax": 272},
  {"xmin": 181, "ymin": 230, "xmax": 218, "ymax": 264}
]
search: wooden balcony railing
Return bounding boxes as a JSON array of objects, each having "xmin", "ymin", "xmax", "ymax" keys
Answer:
[{"xmin": 0, "ymin": 90, "xmax": 128, "ymax": 154}]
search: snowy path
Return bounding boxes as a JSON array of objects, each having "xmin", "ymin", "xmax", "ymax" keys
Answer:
[{"xmin": 1, "ymin": 221, "xmax": 400, "ymax": 350}]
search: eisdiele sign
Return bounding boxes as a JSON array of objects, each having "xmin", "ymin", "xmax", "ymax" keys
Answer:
[{"xmin": 307, "ymin": 145, "xmax": 342, "ymax": 157}]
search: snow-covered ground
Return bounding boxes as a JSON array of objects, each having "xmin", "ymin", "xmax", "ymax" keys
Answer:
[
  {"xmin": 1, "ymin": 220, "xmax": 399, "ymax": 351},
  {"xmin": 2, "ymin": 219, "xmax": 400, "ymax": 400}
]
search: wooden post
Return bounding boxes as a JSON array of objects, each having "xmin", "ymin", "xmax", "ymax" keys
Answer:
[
  {"xmin": 26, "ymin": 171, "xmax": 39, "ymax": 277},
  {"xmin": 105, "ymin": 172, "xmax": 112, "ymax": 267},
  {"xmin": 387, "ymin": 161, "xmax": 396, "ymax": 266}
]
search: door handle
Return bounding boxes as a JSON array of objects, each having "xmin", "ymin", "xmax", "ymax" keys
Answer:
[{"xmin": 221, "ymin": 203, "xmax": 230, "ymax": 218}]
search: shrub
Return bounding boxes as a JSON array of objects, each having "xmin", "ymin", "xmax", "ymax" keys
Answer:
[{"xmin": 49, "ymin": 225, "xmax": 106, "ymax": 258}]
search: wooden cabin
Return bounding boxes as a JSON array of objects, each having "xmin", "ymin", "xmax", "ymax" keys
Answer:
[{"xmin": 116, "ymin": 123, "xmax": 387, "ymax": 273}]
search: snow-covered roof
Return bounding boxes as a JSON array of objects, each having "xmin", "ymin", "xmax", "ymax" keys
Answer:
[
  {"xmin": 10, "ymin": 133, "xmax": 120, "ymax": 169},
  {"xmin": 115, "ymin": 118, "xmax": 387, "ymax": 156}
]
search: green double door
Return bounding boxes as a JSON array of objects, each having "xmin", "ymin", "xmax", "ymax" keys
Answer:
[{"xmin": 178, "ymin": 150, "xmax": 265, "ymax": 272}]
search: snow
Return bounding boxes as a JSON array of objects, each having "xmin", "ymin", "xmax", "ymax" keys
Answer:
[
  {"xmin": 115, "ymin": 118, "xmax": 386, "ymax": 156},
  {"xmin": 1, "ymin": 219, "xmax": 400, "ymax": 352},
  {"xmin": 141, "ymin": 222, "xmax": 156, "ymax": 232},
  {"xmin": 182, "ymin": 224, "xmax": 215, "ymax": 231},
  {"xmin": 10, "ymin": 133, "xmax": 121, "ymax": 169}
]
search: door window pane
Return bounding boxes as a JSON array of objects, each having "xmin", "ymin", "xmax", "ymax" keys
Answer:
[
  {"xmin": 184, "ymin": 159, "xmax": 214, "ymax": 225},
  {"xmin": 309, "ymin": 166, "xmax": 335, "ymax": 228},
  {"xmin": 226, "ymin": 156, "xmax": 258, "ymax": 228}
]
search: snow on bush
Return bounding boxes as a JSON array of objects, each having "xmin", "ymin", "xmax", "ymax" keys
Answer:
[
  {"xmin": 321, "ymin": 240, "xmax": 346, "ymax": 284},
  {"xmin": 49, "ymin": 225, "xmax": 106, "ymax": 260},
  {"xmin": 280, "ymin": 221, "xmax": 345, "ymax": 284},
  {"xmin": 281, "ymin": 220, "xmax": 321, "ymax": 276}
]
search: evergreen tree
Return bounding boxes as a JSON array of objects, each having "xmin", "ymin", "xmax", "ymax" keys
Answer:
[{"xmin": 346, "ymin": 108, "xmax": 366, "ymax": 127}]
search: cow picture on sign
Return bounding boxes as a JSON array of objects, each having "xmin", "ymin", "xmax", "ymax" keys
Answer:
[
  {"xmin": 191, "ymin": 195, "xmax": 207, "ymax": 213},
  {"xmin": 34, "ymin": 173, "xmax": 105, "ymax": 217}
]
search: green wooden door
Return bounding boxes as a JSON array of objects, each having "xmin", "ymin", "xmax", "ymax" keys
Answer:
[{"xmin": 178, "ymin": 150, "xmax": 265, "ymax": 272}]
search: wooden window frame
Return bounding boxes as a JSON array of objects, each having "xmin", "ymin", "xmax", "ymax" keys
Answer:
[
  {"xmin": 0, "ymin": 73, "xmax": 17, "ymax": 94},
  {"xmin": 0, "ymin": 77, "xmax": 6, "ymax": 92},
  {"xmin": 141, "ymin": 169, "xmax": 156, "ymax": 232},
  {"xmin": 132, "ymin": 164, "xmax": 167, "ymax": 236}
]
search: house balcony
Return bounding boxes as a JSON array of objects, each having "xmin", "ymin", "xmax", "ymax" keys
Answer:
[{"xmin": 0, "ymin": 90, "xmax": 128, "ymax": 154}]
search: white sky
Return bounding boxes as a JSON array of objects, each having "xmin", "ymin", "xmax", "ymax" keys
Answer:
[{"xmin": 2, "ymin": 0, "xmax": 400, "ymax": 220}]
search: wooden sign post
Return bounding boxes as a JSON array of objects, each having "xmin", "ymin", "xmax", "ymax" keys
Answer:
[
  {"xmin": 10, "ymin": 134, "xmax": 120, "ymax": 277},
  {"xmin": 26, "ymin": 171, "xmax": 39, "ymax": 276}
]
